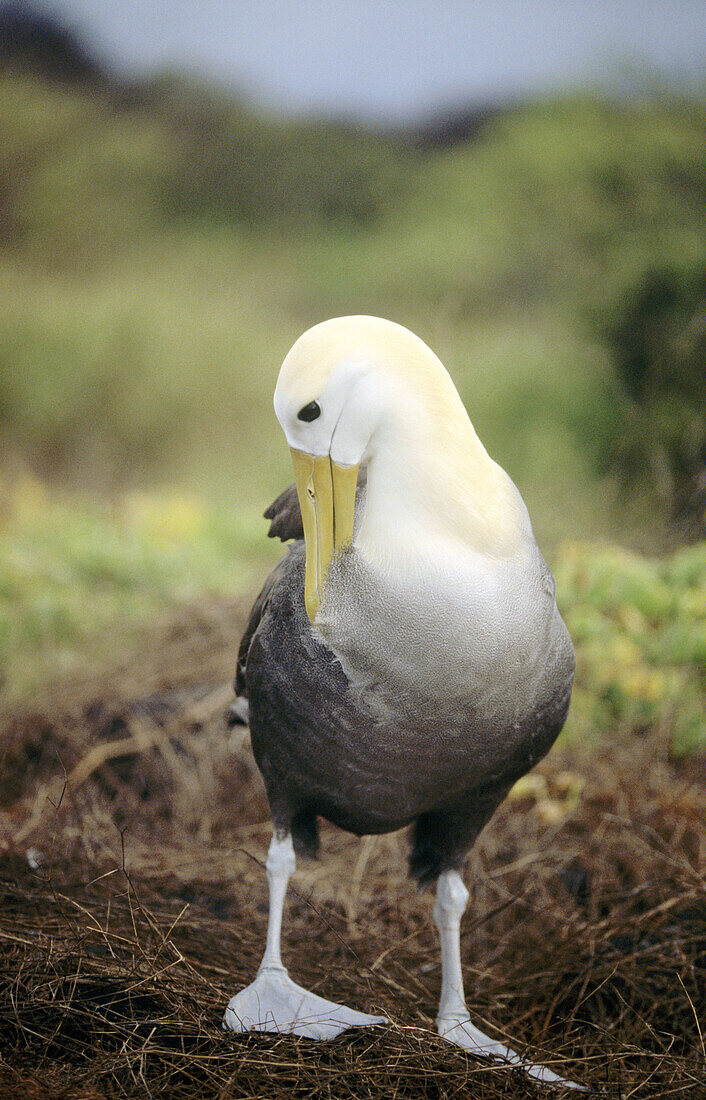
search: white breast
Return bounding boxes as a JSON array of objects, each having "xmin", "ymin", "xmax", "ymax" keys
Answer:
[{"xmin": 319, "ymin": 539, "xmax": 560, "ymax": 721}]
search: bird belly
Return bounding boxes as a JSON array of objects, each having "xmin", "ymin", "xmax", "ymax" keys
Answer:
[
  {"xmin": 248, "ymin": 646, "xmax": 570, "ymax": 839},
  {"xmin": 245, "ymin": 546, "xmax": 573, "ymax": 838}
]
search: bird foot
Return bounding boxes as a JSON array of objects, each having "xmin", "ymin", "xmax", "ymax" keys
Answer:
[
  {"xmin": 437, "ymin": 1015, "xmax": 587, "ymax": 1090},
  {"xmin": 223, "ymin": 965, "xmax": 387, "ymax": 1039}
]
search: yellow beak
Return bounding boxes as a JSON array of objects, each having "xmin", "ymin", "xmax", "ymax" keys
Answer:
[{"xmin": 290, "ymin": 449, "xmax": 359, "ymax": 623}]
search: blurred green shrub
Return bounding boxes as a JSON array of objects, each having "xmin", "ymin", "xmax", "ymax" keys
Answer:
[
  {"xmin": 602, "ymin": 261, "xmax": 706, "ymax": 538},
  {"xmin": 0, "ymin": 68, "xmax": 411, "ymax": 262},
  {"xmin": 556, "ymin": 541, "xmax": 706, "ymax": 755},
  {"xmin": 150, "ymin": 80, "xmax": 410, "ymax": 227},
  {"xmin": 1, "ymin": 65, "xmax": 705, "ymax": 547}
]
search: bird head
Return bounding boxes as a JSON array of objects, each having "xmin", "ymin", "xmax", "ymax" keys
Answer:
[{"xmin": 274, "ymin": 315, "xmax": 528, "ymax": 623}]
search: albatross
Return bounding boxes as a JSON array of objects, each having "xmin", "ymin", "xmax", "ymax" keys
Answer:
[{"xmin": 223, "ymin": 316, "xmax": 581, "ymax": 1089}]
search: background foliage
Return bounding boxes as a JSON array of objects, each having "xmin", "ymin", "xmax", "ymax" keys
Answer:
[
  {"xmin": 0, "ymin": 24, "xmax": 704, "ymax": 750},
  {"xmin": 1, "ymin": 62, "xmax": 704, "ymax": 539}
]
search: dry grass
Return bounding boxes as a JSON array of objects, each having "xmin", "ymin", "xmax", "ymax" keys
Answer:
[{"xmin": 0, "ymin": 599, "xmax": 704, "ymax": 1098}]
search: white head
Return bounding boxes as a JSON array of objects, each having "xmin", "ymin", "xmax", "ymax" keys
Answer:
[{"xmin": 274, "ymin": 316, "xmax": 531, "ymax": 620}]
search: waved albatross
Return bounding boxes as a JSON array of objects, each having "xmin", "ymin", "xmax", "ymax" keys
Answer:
[{"xmin": 224, "ymin": 316, "xmax": 581, "ymax": 1089}]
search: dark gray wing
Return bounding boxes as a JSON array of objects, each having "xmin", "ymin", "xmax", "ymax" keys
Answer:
[
  {"xmin": 230, "ymin": 484, "xmax": 308, "ymax": 721},
  {"xmin": 264, "ymin": 484, "xmax": 304, "ymax": 542},
  {"xmin": 229, "ymin": 488, "xmax": 308, "ymax": 724},
  {"xmin": 228, "ymin": 563, "xmax": 284, "ymax": 725},
  {"xmin": 229, "ymin": 468, "xmax": 368, "ymax": 725},
  {"xmin": 232, "ymin": 555, "xmax": 288, "ymax": 714}
]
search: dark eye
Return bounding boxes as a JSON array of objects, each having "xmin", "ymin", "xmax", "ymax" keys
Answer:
[{"xmin": 297, "ymin": 400, "xmax": 321, "ymax": 423}]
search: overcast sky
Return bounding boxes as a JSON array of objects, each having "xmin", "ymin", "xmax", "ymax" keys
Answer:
[{"xmin": 29, "ymin": 0, "xmax": 706, "ymax": 121}]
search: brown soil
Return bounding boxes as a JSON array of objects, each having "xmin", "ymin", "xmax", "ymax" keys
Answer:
[{"xmin": 0, "ymin": 598, "xmax": 704, "ymax": 1098}]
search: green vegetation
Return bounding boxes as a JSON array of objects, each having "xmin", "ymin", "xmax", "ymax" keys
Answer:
[
  {"xmin": 0, "ymin": 475, "xmax": 276, "ymax": 697},
  {"xmin": 0, "ymin": 64, "xmax": 704, "ymax": 750},
  {"xmin": 557, "ymin": 542, "xmax": 706, "ymax": 754},
  {"xmin": 602, "ymin": 260, "xmax": 706, "ymax": 538},
  {"xmin": 1, "ymin": 68, "xmax": 704, "ymax": 548}
]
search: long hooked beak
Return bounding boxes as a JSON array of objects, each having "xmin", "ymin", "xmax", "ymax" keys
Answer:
[{"xmin": 290, "ymin": 449, "xmax": 359, "ymax": 623}]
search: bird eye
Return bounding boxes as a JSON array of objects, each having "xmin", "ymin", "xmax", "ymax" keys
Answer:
[{"xmin": 297, "ymin": 400, "xmax": 321, "ymax": 422}]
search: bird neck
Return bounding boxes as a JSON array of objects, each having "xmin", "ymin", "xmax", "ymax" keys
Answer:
[{"xmin": 355, "ymin": 401, "xmax": 529, "ymax": 571}]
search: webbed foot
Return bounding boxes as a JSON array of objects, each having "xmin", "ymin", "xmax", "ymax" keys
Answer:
[
  {"xmin": 438, "ymin": 1014, "xmax": 587, "ymax": 1090},
  {"xmin": 224, "ymin": 964, "xmax": 386, "ymax": 1039}
]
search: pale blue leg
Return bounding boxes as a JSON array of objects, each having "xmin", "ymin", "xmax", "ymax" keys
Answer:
[
  {"xmin": 224, "ymin": 831, "xmax": 386, "ymax": 1039},
  {"xmin": 434, "ymin": 871, "xmax": 586, "ymax": 1090}
]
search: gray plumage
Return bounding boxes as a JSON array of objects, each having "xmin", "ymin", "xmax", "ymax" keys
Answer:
[{"xmin": 234, "ymin": 477, "xmax": 574, "ymax": 886}]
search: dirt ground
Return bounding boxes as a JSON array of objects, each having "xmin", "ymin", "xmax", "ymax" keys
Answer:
[{"xmin": 0, "ymin": 597, "xmax": 704, "ymax": 1099}]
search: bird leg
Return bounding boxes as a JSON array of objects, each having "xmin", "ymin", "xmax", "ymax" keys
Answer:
[
  {"xmin": 433, "ymin": 870, "xmax": 586, "ymax": 1089},
  {"xmin": 260, "ymin": 828, "xmax": 293, "ymax": 970},
  {"xmin": 223, "ymin": 830, "xmax": 386, "ymax": 1038}
]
